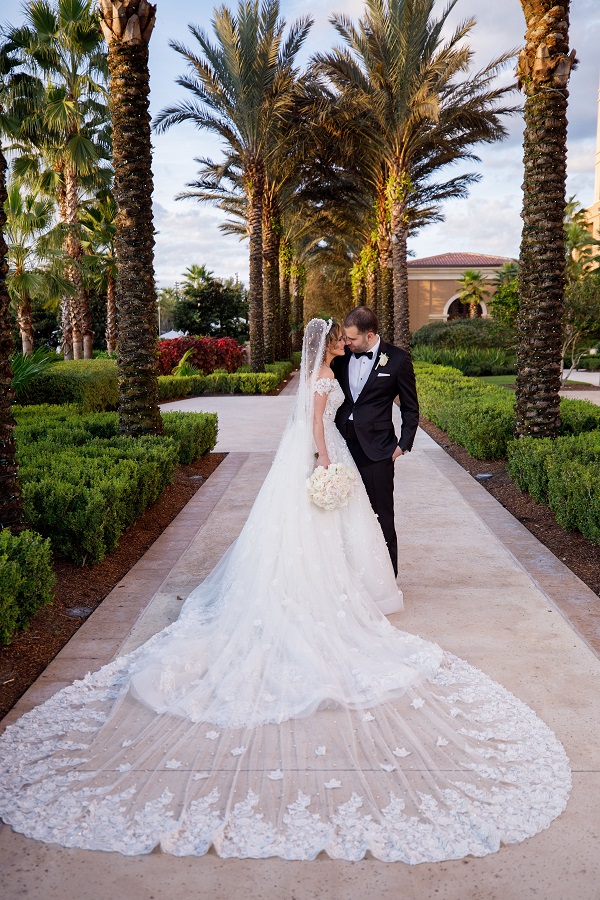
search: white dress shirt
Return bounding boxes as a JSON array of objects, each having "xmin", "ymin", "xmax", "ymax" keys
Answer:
[{"xmin": 347, "ymin": 336, "xmax": 380, "ymax": 420}]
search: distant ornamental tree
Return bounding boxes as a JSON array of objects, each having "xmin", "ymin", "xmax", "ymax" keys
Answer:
[{"xmin": 98, "ymin": 0, "xmax": 162, "ymax": 436}]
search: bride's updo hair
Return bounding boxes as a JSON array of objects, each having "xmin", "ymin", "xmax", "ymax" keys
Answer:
[{"xmin": 326, "ymin": 320, "xmax": 342, "ymax": 347}]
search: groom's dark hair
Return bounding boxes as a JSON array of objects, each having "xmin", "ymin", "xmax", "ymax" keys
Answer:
[{"xmin": 344, "ymin": 306, "xmax": 378, "ymax": 334}]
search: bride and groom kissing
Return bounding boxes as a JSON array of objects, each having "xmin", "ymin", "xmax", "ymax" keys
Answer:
[{"xmin": 330, "ymin": 304, "xmax": 420, "ymax": 577}]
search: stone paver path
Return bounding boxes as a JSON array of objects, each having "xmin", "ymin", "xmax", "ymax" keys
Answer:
[{"xmin": 1, "ymin": 380, "xmax": 600, "ymax": 900}]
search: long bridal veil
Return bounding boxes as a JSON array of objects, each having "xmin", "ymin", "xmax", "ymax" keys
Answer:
[{"xmin": 0, "ymin": 320, "xmax": 570, "ymax": 861}]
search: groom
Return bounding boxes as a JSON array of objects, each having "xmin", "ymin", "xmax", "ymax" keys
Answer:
[{"xmin": 332, "ymin": 305, "xmax": 419, "ymax": 576}]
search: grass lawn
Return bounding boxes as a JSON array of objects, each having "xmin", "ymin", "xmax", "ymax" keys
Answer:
[{"xmin": 477, "ymin": 375, "xmax": 516, "ymax": 389}]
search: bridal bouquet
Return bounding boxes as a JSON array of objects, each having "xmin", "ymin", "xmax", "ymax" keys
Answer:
[{"xmin": 307, "ymin": 462, "xmax": 357, "ymax": 510}]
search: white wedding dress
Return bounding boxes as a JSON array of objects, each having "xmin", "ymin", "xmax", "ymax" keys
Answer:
[{"xmin": 0, "ymin": 320, "xmax": 570, "ymax": 862}]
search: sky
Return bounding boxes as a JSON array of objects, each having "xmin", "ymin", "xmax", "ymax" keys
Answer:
[{"xmin": 2, "ymin": 0, "xmax": 599, "ymax": 287}]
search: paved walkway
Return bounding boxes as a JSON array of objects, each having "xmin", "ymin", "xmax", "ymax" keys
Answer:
[{"xmin": 2, "ymin": 381, "xmax": 600, "ymax": 899}]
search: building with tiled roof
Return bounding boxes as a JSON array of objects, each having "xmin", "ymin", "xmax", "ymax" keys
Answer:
[{"xmin": 407, "ymin": 251, "xmax": 515, "ymax": 330}]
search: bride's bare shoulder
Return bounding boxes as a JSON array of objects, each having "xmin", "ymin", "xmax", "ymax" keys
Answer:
[{"xmin": 317, "ymin": 365, "xmax": 334, "ymax": 380}]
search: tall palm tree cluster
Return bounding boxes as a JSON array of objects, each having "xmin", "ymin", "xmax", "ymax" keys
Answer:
[
  {"xmin": 0, "ymin": 0, "xmax": 576, "ymax": 528},
  {"xmin": 155, "ymin": 0, "xmax": 517, "ymax": 365},
  {"xmin": 2, "ymin": 0, "xmax": 112, "ymax": 360}
]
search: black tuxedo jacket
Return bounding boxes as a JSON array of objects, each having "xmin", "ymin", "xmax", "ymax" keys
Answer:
[{"xmin": 332, "ymin": 340, "xmax": 419, "ymax": 461}]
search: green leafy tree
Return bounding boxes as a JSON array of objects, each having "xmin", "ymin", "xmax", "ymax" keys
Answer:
[
  {"xmin": 488, "ymin": 261, "xmax": 520, "ymax": 327},
  {"xmin": 173, "ymin": 267, "xmax": 249, "ymax": 340},
  {"xmin": 561, "ymin": 274, "xmax": 600, "ymax": 380},
  {"xmin": 79, "ymin": 191, "xmax": 117, "ymax": 353}
]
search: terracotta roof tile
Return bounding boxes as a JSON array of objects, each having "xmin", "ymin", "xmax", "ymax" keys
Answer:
[{"xmin": 408, "ymin": 252, "xmax": 514, "ymax": 268}]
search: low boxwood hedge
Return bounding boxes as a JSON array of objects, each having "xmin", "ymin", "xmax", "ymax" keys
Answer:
[
  {"xmin": 508, "ymin": 432, "xmax": 600, "ymax": 543},
  {"xmin": 21, "ymin": 359, "xmax": 118, "ymax": 411},
  {"xmin": 412, "ymin": 346, "xmax": 516, "ymax": 376},
  {"xmin": 0, "ymin": 529, "xmax": 55, "ymax": 645},
  {"xmin": 14, "ymin": 405, "xmax": 218, "ymax": 563},
  {"xmin": 158, "ymin": 371, "xmax": 281, "ymax": 401},
  {"xmin": 416, "ymin": 362, "xmax": 600, "ymax": 459}
]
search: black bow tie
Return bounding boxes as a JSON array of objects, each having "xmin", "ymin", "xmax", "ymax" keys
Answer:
[{"xmin": 353, "ymin": 350, "xmax": 374, "ymax": 360}]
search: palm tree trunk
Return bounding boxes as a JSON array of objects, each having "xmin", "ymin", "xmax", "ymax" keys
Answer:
[
  {"xmin": 101, "ymin": 1, "xmax": 163, "ymax": 436},
  {"xmin": 106, "ymin": 270, "xmax": 117, "ymax": 353},
  {"xmin": 290, "ymin": 260, "xmax": 306, "ymax": 353},
  {"xmin": 64, "ymin": 166, "xmax": 94, "ymax": 359},
  {"xmin": 246, "ymin": 160, "xmax": 265, "ymax": 372},
  {"xmin": 17, "ymin": 298, "xmax": 34, "ymax": 354},
  {"xmin": 0, "ymin": 145, "xmax": 23, "ymax": 528},
  {"xmin": 280, "ymin": 239, "xmax": 292, "ymax": 359},
  {"xmin": 389, "ymin": 169, "xmax": 411, "ymax": 351},
  {"xmin": 262, "ymin": 192, "xmax": 281, "ymax": 363},
  {"xmin": 366, "ymin": 263, "xmax": 378, "ymax": 316},
  {"xmin": 377, "ymin": 189, "xmax": 393, "ymax": 341},
  {"xmin": 56, "ymin": 183, "xmax": 73, "ymax": 358},
  {"xmin": 514, "ymin": 1, "xmax": 574, "ymax": 438}
]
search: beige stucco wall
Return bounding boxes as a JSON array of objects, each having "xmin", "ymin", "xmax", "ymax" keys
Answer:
[{"xmin": 408, "ymin": 267, "xmax": 499, "ymax": 332}]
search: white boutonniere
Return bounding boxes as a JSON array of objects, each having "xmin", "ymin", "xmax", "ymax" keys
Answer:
[{"xmin": 376, "ymin": 352, "xmax": 389, "ymax": 369}]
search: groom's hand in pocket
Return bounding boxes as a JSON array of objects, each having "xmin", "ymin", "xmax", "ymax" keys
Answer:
[{"xmin": 392, "ymin": 446, "xmax": 404, "ymax": 461}]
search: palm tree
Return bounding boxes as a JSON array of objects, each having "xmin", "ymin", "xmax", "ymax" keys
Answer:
[
  {"xmin": 5, "ymin": 179, "xmax": 75, "ymax": 353},
  {"xmin": 316, "ymin": 0, "xmax": 515, "ymax": 349},
  {"xmin": 79, "ymin": 191, "xmax": 117, "ymax": 353},
  {"xmin": 6, "ymin": 0, "xmax": 110, "ymax": 359},
  {"xmin": 457, "ymin": 268, "xmax": 489, "ymax": 319},
  {"xmin": 514, "ymin": 1, "xmax": 575, "ymax": 439},
  {"xmin": 154, "ymin": 1, "xmax": 312, "ymax": 372},
  {"xmin": 98, "ymin": 0, "xmax": 162, "ymax": 436},
  {"xmin": 0, "ymin": 46, "xmax": 23, "ymax": 528}
]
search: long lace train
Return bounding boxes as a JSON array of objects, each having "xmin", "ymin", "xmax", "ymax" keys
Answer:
[{"xmin": 0, "ymin": 320, "xmax": 571, "ymax": 861}]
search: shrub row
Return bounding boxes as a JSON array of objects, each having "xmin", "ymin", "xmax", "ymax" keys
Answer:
[
  {"xmin": 14, "ymin": 405, "xmax": 218, "ymax": 563},
  {"xmin": 412, "ymin": 345, "xmax": 516, "ymax": 376},
  {"xmin": 157, "ymin": 336, "xmax": 245, "ymax": 375},
  {"xmin": 21, "ymin": 359, "xmax": 118, "ymax": 411},
  {"xmin": 508, "ymin": 432, "xmax": 600, "ymax": 544},
  {"xmin": 158, "ymin": 371, "xmax": 279, "ymax": 401},
  {"xmin": 412, "ymin": 318, "xmax": 516, "ymax": 351},
  {"xmin": 415, "ymin": 362, "xmax": 600, "ymax": 460},
  {"xmin": 158, "ymin": 360, "xmax": 294, "ymax": 401},
  {"xmin": 20, "ymin": 356, "xmax": 294, "ymax": 409},
  {"xmin": 0, "ymin": 529, "xmax": 55, "ymax": 645}
]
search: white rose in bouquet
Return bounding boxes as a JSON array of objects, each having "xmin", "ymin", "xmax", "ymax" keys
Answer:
[{"xmin": 306, "ymin": 462, "xmax": 357, "ymax": 510}]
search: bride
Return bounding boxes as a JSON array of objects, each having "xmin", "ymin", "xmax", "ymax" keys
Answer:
[{"xmin": 0, "ymin": 318, "xmax": 570, "ymax": 862}]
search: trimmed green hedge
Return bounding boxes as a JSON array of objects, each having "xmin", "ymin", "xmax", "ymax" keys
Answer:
[
  {"xmin": 19, "ymin": 357, "xmax": 296, "ymax": 408},
  {"xmin": 412, "ymin": 346, "xmax": 516, "ymax": 376},
  {"xmin": 21, "ymin": 359, "xmax": 118, "ymax": 411},
  {"xmin": 508, "ymin": 432, "xmax": 600, "ymax": 543},
  {"xmin": 416, "ymin": 362, "xmax": 600, "ymax": 459},
  {"xmin": 412, "ymin": 318, "xmax": 516, "ymax": 351},
  {"xmin": 14, "ymin": 405, "xmax": 218, "ymax": 563},
  {"xmin": 0, "ymin": 529, "xmax": 55, "ymax": 645},
  {"xmin": 158, "ymin": 371, "xmax": 280, "ymax": 401}
]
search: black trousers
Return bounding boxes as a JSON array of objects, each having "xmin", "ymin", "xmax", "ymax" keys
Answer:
[{"xmin": 344, "ymin": 421, "xmax": 398, "ymax": 576}]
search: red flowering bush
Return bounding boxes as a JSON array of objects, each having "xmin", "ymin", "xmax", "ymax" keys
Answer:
[{"xmin": 157, "ymin": 337, "xmax": 245, "ymax": 376}]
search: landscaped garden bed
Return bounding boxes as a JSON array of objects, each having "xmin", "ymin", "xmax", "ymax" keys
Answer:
[
  {"xmin": 415, "ymin": 362, "xmax": 600, "ymax": 546},
  {"xmin": 0, "ymin": 451, "xmax": 225, "ymax": 719}
]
